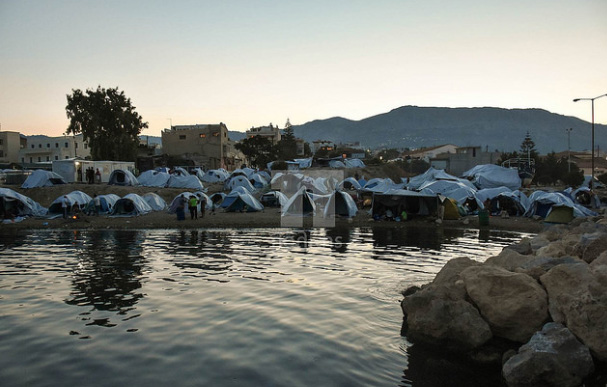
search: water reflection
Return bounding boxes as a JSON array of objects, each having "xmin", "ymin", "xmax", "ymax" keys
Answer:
[
  {"xmin": 325, "ymin": 227, "xmax": 351, "ymax": 253},
  {"xmin": 64, "ymin": 230, "xmax": 146, "ymax": 313}
]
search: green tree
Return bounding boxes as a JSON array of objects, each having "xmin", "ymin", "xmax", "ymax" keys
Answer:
[
  {"xmin": 277, "ymin": 120, "xmax": 297, "ymax": 160},
  {"xmin": 235, "ymin": 135, "xmax": 278, "ymax": 168},
  {"xmin": 520, "ymin": 131, "xmax": 539, "ymax": 160},
  {"xmin": 65, "ymin": 86, "xmax": 148, "ymax": 161}
]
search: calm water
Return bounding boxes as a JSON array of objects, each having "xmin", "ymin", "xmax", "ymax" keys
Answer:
[{"xmin": 0, "ymin": 227, "xmax": 529, "ymax": 386}]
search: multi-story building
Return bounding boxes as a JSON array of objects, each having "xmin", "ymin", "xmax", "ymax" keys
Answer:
[
  {"xmin": 18, "ymin": 134, "xmax": 90, "ymax": 164},
  {"xmin": 245, "ymin": 124, "xmax": 282, "ymax": 144},
  {"xmin": 311, "ymin": 140, "xmax": 336, "ymax": 154},
  {"xmin": 0, "ymin": 131, "xmax": 25, "ymax": 164},
  {"xmin": 161, "ymin": 123, "xmax": 243, "ymax": 170}
]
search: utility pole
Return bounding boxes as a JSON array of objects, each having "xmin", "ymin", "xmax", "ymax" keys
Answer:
[{"xmin": 566, "ymin": 128, "xmax": 572, "ymax": 173}]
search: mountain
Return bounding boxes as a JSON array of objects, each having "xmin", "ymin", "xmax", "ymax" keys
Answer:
[{"xmin": 291, "ymin": 106, "xmax": 605, "ymax": 154}]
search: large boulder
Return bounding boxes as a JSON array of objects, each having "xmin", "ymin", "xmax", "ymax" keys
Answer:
[
  {"xmin": 573, "ymin": 232, "xmax": 607, "ymax": 264},
  {"xmin": 502, "ymin": 322, "xmax": 594, "ymax": 387},
  {"xmin": 461, "ymin": 265, "xmax": 549, "ymax": 342},
  {"xmin": 515, "ymin": 256, "xmax": 583, "ymax": 280},
  {"xmin": 529, "ymin": 235, "xmax": 550, "ymax": 253},
  {"xmin": 540, "ymin": 262, "xmax": 607, "ymax": 361},
  {"xmin": 504, "ymin": 237, "xmax": 532, "ymax": 255},
  {"xmin": 484, "ymin": 249, "xmax": 534, "ymax": 272},
  {"xmin": 402, "ymin": 286, "xmax": 493, "ymax": 351}
]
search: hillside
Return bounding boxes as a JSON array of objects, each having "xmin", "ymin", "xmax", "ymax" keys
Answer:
[{"xmin": 291, "ymin": 106, "xmax": 605, "ymax": 154}]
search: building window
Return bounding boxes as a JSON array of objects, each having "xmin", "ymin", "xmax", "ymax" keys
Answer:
[
  {"xmin": 21, "ymin": 158, "xmax": 24, "ymax": 163},
  {"xmin": 75, "ymin": 143, "xmax": 78, "ymax": 149},
  {"xmin": 65, "ymin": 156, "xmax": 68, "ymax": 159},
  {"xmin": 0, "ymin": 139, "xmax": 3, "ymax": 145},
  {"xmin": 55, "ymin": 143, "xmax": 59, "ymax": 148},
  {"xmin": 47, "ymin": 143, "xmax": 50, "ymax": 148},
  {"xmin": 55, "ymin": 156, "xmax": 58, "ymax": 160},
  {"xmin": 0, "ymin": 150, "xmax": 3, "ymax": 157},
  {"xmin": 38, "ymin": 144, "xmax": 42, "ymax": 148},
  {"xmin": 31, "ymin": 144, "xmax": 34, "ymax": 149},
  {"xmin": 38, "ymin": 157, "xmax": 41, "ymax": 162},
  {"xmin": 213, "ymin": 132, "xmax": 219, "ymax": 137},
  {"xmin": 46, "ymin": 156, "xmax": 50, "ymax": 161},
  {"xmin": 179, "ymin": 135, "xmax": 186, "ymax": 140},
  {"xmin": 199, "ymin": 134, "xmax": 206, "ymax": 138},
  {"xmin": 30, "ymin": 157, "xmax": 32, "ymax": 163}
]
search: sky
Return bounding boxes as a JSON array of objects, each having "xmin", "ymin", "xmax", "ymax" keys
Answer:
[{"xmin": 1, "ymin": 0, "xmax": 606, "ymax": 138}]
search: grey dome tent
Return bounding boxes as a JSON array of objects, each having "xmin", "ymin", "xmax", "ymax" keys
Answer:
[
  {"xmin": 142, "ymin": 192, "xmax": 168, "ymax": 211},
  {"xmin": 323, "ymin": 190, "xmax": 358, "ymax": 218},
  {"xmin": 48, "ymin": 191, "xmax": 93, "ymax": 218},
  {"xmin": 110, "ymin": 194, "xmax": 152, "ymax": 216},
  {"xmin": 84, "ymin": 194, "xmax": 120, "ymax": 215},
  {"xmin": 0, "ymin": 188, "xmax": 47, "ymax": 218},
  {"xmin": 21, "ymin": 169, "xmax": 66, "ymax": 188},
  {"xmin": 108, "ymin": 169, "xmax": 139, "ymax": 186}
]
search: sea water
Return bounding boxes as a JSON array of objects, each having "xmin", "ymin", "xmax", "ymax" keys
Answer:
[{"xmin": 0, "ymin": 227, "xmax": 529, "ymax": 386}]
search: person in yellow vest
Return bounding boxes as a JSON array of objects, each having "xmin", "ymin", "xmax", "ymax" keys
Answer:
[{"xmin": 188, "ymin": 195, "xmax": 198, "ymax": 220}]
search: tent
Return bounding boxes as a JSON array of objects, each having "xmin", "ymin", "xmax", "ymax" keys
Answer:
[
  {"xmin": 142, "ymin": 192, "xmax": 168, "ymax": 211},
  {"xmin": 226, "ymin": 175, "xmax": 256, "ymax": 193},
  {"xmin": 230, "ymin": 168, "xmax": 255, "ymax": 178},
  {"xmin": 84, "ymin": 194, "xmax": 120, "ymax": 215},
  {"xmin": 525, "ymin": 191, "xmax": 596, "ymax": 219},
  {"xmin": 21, "ymin": 169, "xmax": 66, "ymax": 188},
  {"xmin": 338, "ymin": 177, "xmax": 362, "ymax": 191},
  {"xmin": 544, "ymin": 206, "xmax": 574, "ymax": 224},
  {"xmin": 282, "ymin": 187, "xmax": 316, "ymax": 216},
  {"xmin": 110, "ymin": 193, "xmax": 153, "ymax": 216},
  {"xmin": 138, "ymin": 170, "xmax": 171, "ymax": 187},
  {"xmin": 48, "ymin": 191, "xmax": 92, "ymax": 218},
  {"xmin": 462, "ymin": 164, "xmax": 521, "ymax": 190},
  {"xmin": 261, "ymin": 191, "xmax": 289, "ymax": 207},
  {"xmin": 249, "ymin": 173, "xmax": 269, "ymax": 188},
  {"xmin": 328, "ymin": 160, "xmax": 346, "ymax": 169},
  {"xmin": 323, "ymin": 190, "xmax": 358, "ymax": 218},
  {"xmin": 192, "ymin": 191, "xmax": 212, "ymax": 210},
  {"xmin": 0, "ymin": 188, "xmax": 47, "ymax": 218},
  {"xmin": 220, "ymin": 187, "xmax": 252, "ymax": 209},
  {"xmin": 224, "ymin": 191, "xmax": 264, "ymax": 212},
  {"xmin": 172, "ymin": 167, "xmax": 190, "ymax": 176},
  {"xmin": 209, "ymin": 192, "xmax": 226, "ymax": 208},
  {"xmin": 419, "ymin": 180, "xmax": 478, "ymax": 205},
  {"xmin": 406, "ymin": 167, "xmax": 471, "ymax": 190},
  {"xmin": 344, "ymin": 159, "xmax": 365, "ymax": 168},
  {"xmin": 166, "ymin": 174, "xmax": 204, "ymax": 190},
  {"xmin": 108, "ymin": 169, "xmax": 139, "ymax": 186},
  {"xmin": 199, "ymin": 169, "xmax": 229, "ymax": 183},
  {"xmin": 439, "ymin": 195, "xmax": 461, "ymax": 220},
  {"xmin": 371, "ymin": 189, "xmax": 438, "ymax": 219}
]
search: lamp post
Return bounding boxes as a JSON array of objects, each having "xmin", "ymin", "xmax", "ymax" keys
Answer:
[
  {"xmin": 573, "ymin": 93, "xmax": 607, "ymax": 187},
  {"xmin": 566, "ymin": 128, "xmax": 572, "ymax": 173}
]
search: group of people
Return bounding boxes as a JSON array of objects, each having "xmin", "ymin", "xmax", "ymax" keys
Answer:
[
  {"xmin": 78, "ymin": 167, "xmax": 101, "ymax": 184},
  {"xmin": 175, "ymin": 194, "xmax": 206, "ymax": 221}
]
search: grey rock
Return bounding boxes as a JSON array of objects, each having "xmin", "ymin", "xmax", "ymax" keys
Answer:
[
  {"xmin": 504, "ymin": 237, "xmax": 532, "ymax": 255},
  {"xmin": 461, "ymin": 265, "xmax": 548, "ymax": 342},
  {"xmin": 502, "ymin": 322, "xmax": 594, "ymax": 387},
  {"xmin": 485, "ymin": 249, "xmax": 534, "ymax": 272},
  {"xmin": 515, "ymin": 256, "xmax": 583, "ymax": 280}
]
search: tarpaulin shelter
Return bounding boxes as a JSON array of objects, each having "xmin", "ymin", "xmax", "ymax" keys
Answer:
[
  {"xmin": 21, "ymin": 169, "xmax": 66, "ymax": 188},
  {"xmin": 108, "ymin": 169, "xmax": 139, "ymax": 186},
  {"xmin": 226, "ymin": 175, "xmax": 256, "ymax": 193},
  {"xmin": 338, "ymin": 177, "xmax": 362, "ymax": 191},
  {"xmin": 220, "ymin": 187, "xmax": 253, "ymax": 209},
  {"xmin": 438, "ymin": 195, "xmax": 462, "ymax": 220},
  {"xmin": 224, "ymin": 191, "xmax": 264, "ymax": 212},
  {"xmin": 344, "ymin": 159, "xmax": 365, "ymax": 168},
  {"xmin": 199, "ymin": 169, "xmax": 229, "ymax": 183},
  {"xmin": 261, "ymin": 191, "xmax": 289, "ymax": 207},
  {"xmin": 0, "ymin": 188, "xmax": 47, "ymax": 217},
  {"xmin": 371, "ymin": 189, "xmax": 438, "ymax": 218},
  {"xmin": 462, "ymin": 164, "xmax": 521, "ymax": 190},
  {"xmin": 110, "ymin": 194, "xmax": 152, "ymax": 216},
  {"xmin": 525, "ymin": 191, "xmax": 596, "ymax": 219}
]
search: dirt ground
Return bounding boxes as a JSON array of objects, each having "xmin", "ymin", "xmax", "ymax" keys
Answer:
[{"xmin": 3, "ymin": 182, "xmax": 547, "ymax": 233}]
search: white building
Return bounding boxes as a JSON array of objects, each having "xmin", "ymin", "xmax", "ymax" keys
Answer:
[{"xmin": 19, "ymin": 134, "xmax": 90, "ymax": 164}]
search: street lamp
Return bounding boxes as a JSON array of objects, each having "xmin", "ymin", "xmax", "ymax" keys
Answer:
[
  {"xmin": 566, "ymin": 128, "xmax": 572, "ymax": 173},
  {"xmin": 573, "ymin": 93, "xmax": 607, "ymax": 187}
]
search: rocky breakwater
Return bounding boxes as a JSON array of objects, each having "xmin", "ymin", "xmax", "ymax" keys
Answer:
[{"xmin": 401, "ymin": 218, "xmax": 607, "ymax": 387}]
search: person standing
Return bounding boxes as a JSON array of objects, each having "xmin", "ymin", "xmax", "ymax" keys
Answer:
[
  {"xmin": 176, "ymin": 194, "xmax": 186, "ymax": 221},
  {"xmin": 93, "ymin": 194, "xmax": 101, "ymax": 216},
  {"xmin": 188, "ymin": 195, "xmax": 198, "ymax": 220},
  {"xmin": 199, "ymin": 196, "xmax": 206, "ymax": 219},
  {"xmin": 95, "ymin": 168, "xmax": 101, "ymax": 184},
  {"xmin": 61, "ymin": 195, "xmax": 70, "ymax": 219}
]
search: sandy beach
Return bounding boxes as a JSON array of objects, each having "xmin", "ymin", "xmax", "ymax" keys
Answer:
[{"xmin": 2, "ymin": 182, "xmax": 547, "ymax": 233}]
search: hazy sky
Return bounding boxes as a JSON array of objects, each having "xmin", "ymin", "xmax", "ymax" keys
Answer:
[{"xmin": 1, "ymin": 0, "xmax": 606, "ymax": 137}]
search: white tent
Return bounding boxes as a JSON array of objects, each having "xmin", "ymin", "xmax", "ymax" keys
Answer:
[
  {"xmin": 192, "ymin": 191, "xmax": 213, "ymax": 210},
  {"xmin": 329, "ymin": 160, "xmax": 346, "ymax": 168},
  {"xmin": 344, "ymin": 158, "xmax": 365, "ymax": 168},
  {"xmin": 0, "ymin": 188, "xmax": 47, "ymax": 217},
  {"xmin": 462, "ymin": 164, "xmax": 521, "ymax": 190},
  {"xmin": 224, "ymin": 191, "xmax": 264, "ymax": 212},
  {"xmin": 138, "ymin": 170, "xmax": 171, "ymax": 187},
  {"xmin": 108, "ymin": 169, "xmax": 139, "ymax": 186},
  {"xmin": 338, "ymin": 177, "xmax": 362, "ymax": 191},
  {"xmin": 209, "ymin": 192, "xmax": 226, "ymax": 208},
  {"xmin": 282, "ymin": 187, "xmax": 316, "ymax": 216},
  {"xmin": 48, "ymin": 190, "xmax": 92, "ymax": 217},
  {"xmin": 260, "ymin": 191, "xmax": 289, "ymax": 207},
  {"xmin": 419, "ymin": 180, "xmax": 477, "ymax": 204},
  {"xmin": 323, "ymin": 190, "xmax": 358, "ymax": 218},
  {"xmin": 226, "ymin": 175, "xmax": 256, "ymax": 193},
  {"xmin": 21, "ymin": 169, "xmax": 67, "ymax": 188},
  {"xmin": 142, "ymin": 192, "xmax": 168, "ymax": 211},
  {"xmin": 84, "ymin": 193, "xmax": 120, "ymax": 215},
  {"xmin": 407, "ymin": 167, "xmax": 475, "ymax": 191},
  {"xmin": 231, "ymin": 168, "xmax": 255, "ymax": 178},
  {"xmin": 249, "ymin": 173, "xmax": 269, "ymax": 188},
  {"xmin": 220, "ymin": 187, "xmax": 251, "ymax": 209},
  {"xmin": 110, "ymin": 193, "xmax": 153, "ymax": 216},
  {"xmin": 199, "ymin": 169, "xmax": 229, "ymax": 183},
  {"xmin": 525, "ymin": 191, "xmax": 596, "ymax": 218},
  {"xmin": 166, "ymin": 174, "xmax": 204, "ymax": 190}
]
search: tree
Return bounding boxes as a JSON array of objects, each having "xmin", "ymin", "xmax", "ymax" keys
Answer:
[
  {"xmin": 277, "ymin": 119, "xmax": 297, "ymax": 160},
  {"xmin": 235, "ymin": 135, "xmax": 278, "ymax": 168},
  {"xmin": 66, "ymin": 86, "xmax": 148, "ymax": 161},
  {"xmin": 520, "ymin": 131, "xmax": 539, "ymax": 160}
]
